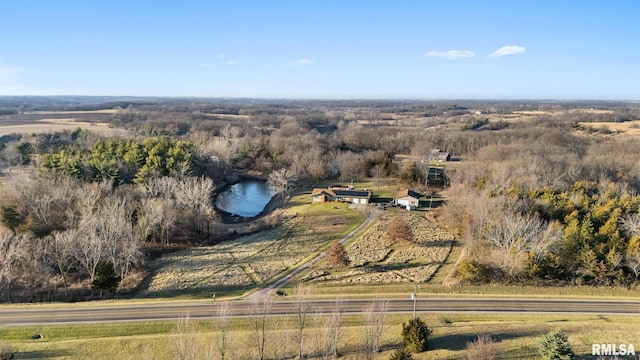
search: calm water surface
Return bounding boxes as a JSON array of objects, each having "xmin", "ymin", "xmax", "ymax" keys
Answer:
[{"xmin": 215, "ymin": 180, "xmax": 275, "ymax": 217}]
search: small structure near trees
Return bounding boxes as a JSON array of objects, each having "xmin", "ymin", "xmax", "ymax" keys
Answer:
[
  {"xmin": 395, "ymin": 189, "xmax": 420, "ymax": 210},
  {"xmin": 311, "ymin": 186, "xmax": 372, "ymax": 205},
  {"xmin": 430, "ymin": 149, "xmax": 451, "ymax": 162}
]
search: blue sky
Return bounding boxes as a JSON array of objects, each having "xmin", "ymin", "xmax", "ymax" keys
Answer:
[{"xmin": 1, "ymin": 1, "xmax": 639, "ymax": 99}]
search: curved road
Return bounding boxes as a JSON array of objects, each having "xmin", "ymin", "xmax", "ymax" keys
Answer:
[{"xmin": 2, "ymin": 298, "xmax": 639, "ymax": 325}]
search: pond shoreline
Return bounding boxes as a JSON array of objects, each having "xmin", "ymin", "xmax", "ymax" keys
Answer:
[{"xmin": 213, "ymin": 174, "xmax": 278, "ymax": 224}]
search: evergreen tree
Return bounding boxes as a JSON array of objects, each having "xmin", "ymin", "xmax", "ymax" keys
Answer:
[
  {"xmin": 92, "ymin": 261, "xmax": 121, "ymax": 297},
  {"xmin": 539, "ymin": 331, "xmax": 574, "ymax": 360},
  {"xmin": 401, "ymin": 317, "xmax": 432, "ymax": 353},
  {"xmin": 1, "ymin": 206, "xmax": 21, "ymax": 233}
]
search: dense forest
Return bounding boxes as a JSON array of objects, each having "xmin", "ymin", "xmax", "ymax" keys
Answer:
[{"xmin": 1, "ymin": 97, "xmax": 640, "ymax": 302}]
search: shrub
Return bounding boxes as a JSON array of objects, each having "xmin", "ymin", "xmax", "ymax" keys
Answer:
[
  {"xmin": 389, "ymin": 347, "xmax": 413, "ymax": 360},
  {"xmin": 539, "ymin": 331, "xmax": 574, "ymax": 360},
  {"xmin": 456, "ymin": 258, "xmax": 492, "ymax": 283},
  {"xmin": 387, "ymin": 215, "xmax": 413, "ymax": 244},
  {"xmin": 326, "ymin": 241, "xmax": 350, "ymax": 268},
  {"xmin": 0, "ymin": 342, "xmax": 14, "ymax": 360},
  {"xmin": 465, "ymin": 334, "xmax": 497, "ymax": 360},
  {"xmin": 401, "ymin": 317, "xmax": 432, "ymax": 353}
]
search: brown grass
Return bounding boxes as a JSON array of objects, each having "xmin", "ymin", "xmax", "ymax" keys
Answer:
[
  {"xmin": 3, "ymin": 313, "xmax": 639, "ymax": 359},
  {"xmin": 303, "ymin": 212, "xmax": 454, "ymax": 286},
  {"xmin": 578, "ymin": 121, "xmax": 640, "ymax": 135},
  {"xmin": 0, "ymin": 119, "xmax": 129, "ymax": 136}
]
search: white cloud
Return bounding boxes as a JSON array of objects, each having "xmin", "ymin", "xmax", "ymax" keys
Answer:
[
  {"xmin": 282, "ymin": 58, "xmax": 313, "ymax": 68},
  {"xmin": 425, "ymin": 50, "xmax": 475, "ymax": 60},
  {"xmin": 199, "ymin": 63, "xmax": 209, "ymax": 67},
  {"xmin": 225, "ymin": 60, "xmax": 238, "ymax": 66},
  {"xmin": 489, "ymin": 45, "xmax": 526, "ymax": 58},
  {"xmin": 218, "ymin": 54, "xmax": 227, "ymax": 59}
]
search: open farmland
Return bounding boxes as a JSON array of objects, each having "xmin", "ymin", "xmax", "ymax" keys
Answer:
[
  {"xmin": 138, "ymin": 201, "xmax": 365, "ymax": 298},
  {"xmin": 0, "ymin": 119, "xmax": 129, "ymax": 136},
  {"xmin": 303, "ymin": 212, "xmax": 455, "ymax": 286},
  {"xmin": 0, "ymin": 111, "xmax": 128, "ymax": 136},
  {"xmin": 578, "ymin": 120, "xmax": 640, "ymax": 136}
]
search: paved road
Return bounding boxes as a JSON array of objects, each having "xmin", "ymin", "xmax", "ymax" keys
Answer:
[{"xmin": 2, "ymin": 298, "xmax": 639, "ymax": 325}]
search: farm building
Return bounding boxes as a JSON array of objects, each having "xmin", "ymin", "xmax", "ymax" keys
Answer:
[
  {"xmin": 311, "ymin": 186, "xmax": 372, "ymax": 204},
  {"xmin": 395, "ymin": 189, "xmax": 420, "ymax": 210},
  {"xmin": 430, "ymin": 149, "xmax": 451, "ymax": 162}
]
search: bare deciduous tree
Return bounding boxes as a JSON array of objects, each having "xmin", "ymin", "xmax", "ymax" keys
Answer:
[
  {"xmin": 335, "ymin": 151, "xmax": 363, "ymax": 183},
  {"xmin": 0, "ymin": 227, "xmax": 19, "ymax": 302},
  {"xmin": 250, "ymin": 291, "xmax": 273, "ymax": 360},
  {"xmin": 214, "ymin": 301, "xmax": 232, "ymax": 360},
  {"xmin": 370, "ymin": 163, "xmax": 385, "ymax": 190},
  {"xmin": 19, "ymin": 235, "xmax": 50, "ymax": 302},
  {"xmin": 295, "ymin": 282, "xmax": 310, "ymax": 360},
  {"xmin": 483, "ymin": 212, "xmax": 554, "ymax": 277},
  {"xmin": 526, "ymin": 221, "xmax": 562, "ymax": 263},
  {"xmin": 620, "ymin": 213, "xmax": 640, "ymax": 237},
  {"xmin": 626, "ymin": 250, "xmax": 640, "ymax": 278},
  {"xmin": 173, "ymin": 315, "xmax": 198, "ymax": 360},
  {"xmin": 363, "ymin": 298, "xmax": 388, "ymax": 360},
  {"xmin": 268, "ymin": 168, "xmax": 297, "ymax": 195},
  {"xmin": 136, "ymin": 197, "xmax": 165, "ymax": 242},
  {"xmin": 175, "ymin": 177, "xmax": 215, "ymax": 237},
  {"xmin": 97, "ymin": 197, "xmax": 141, "ymax": 280},
  {"xmin": 316, "ymin": 299, "xmax": 343, "ymax": 360},
  {"xmin": 48, "ymin": 229, "xmax": 79, "ymax": 298},
  {"xmin": 273, "ymin": 317, "xmax": 292, "ymax": 360},
  {"xmin": 72, "ymin": 227, "xmax": 104, "ymax": 283}
]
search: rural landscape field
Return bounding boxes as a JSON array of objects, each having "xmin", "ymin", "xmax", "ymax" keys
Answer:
[
  {"xmin": 1, "ymin": 97, "xmax": 640, "ymax": 360},
  {"xmin": 2, "ymin": 1, "xmax": 640, "ymax": 359}
]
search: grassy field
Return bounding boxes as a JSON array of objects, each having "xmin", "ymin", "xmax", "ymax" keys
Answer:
[
  {"xmin": 140, "ymin": 177, "xmax": 640, "ymax": 300},
  {"xmin": 2, "ymin": 313, "xmax": 639, "ymax": 359},
  {"xmin": 0, "ymin": 117, "xmax": 129, "ymax": 136},
  {"xmin": 0, "ymin": 109, "xmax": 132, "ymax": 138},
  {"xmin": 578, "ymin": 120, "xmax": 640, "ymax": 136},
  {"xmin": 137, "ymin": 195, "xmax": 365, "ymax": 299},
  {"xmin": 299, "ymin": 211, "xmax": 454, "ymax": 288}
]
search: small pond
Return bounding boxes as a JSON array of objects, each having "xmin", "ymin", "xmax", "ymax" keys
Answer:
[{"xmin": 214, "ymin": 180, "xmax": 276, "ymax": 217}]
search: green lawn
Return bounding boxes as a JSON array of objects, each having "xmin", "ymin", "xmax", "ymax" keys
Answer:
[{"xmin": 3, "ymin": 313, "xmax": 638, "ymax": 359}]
